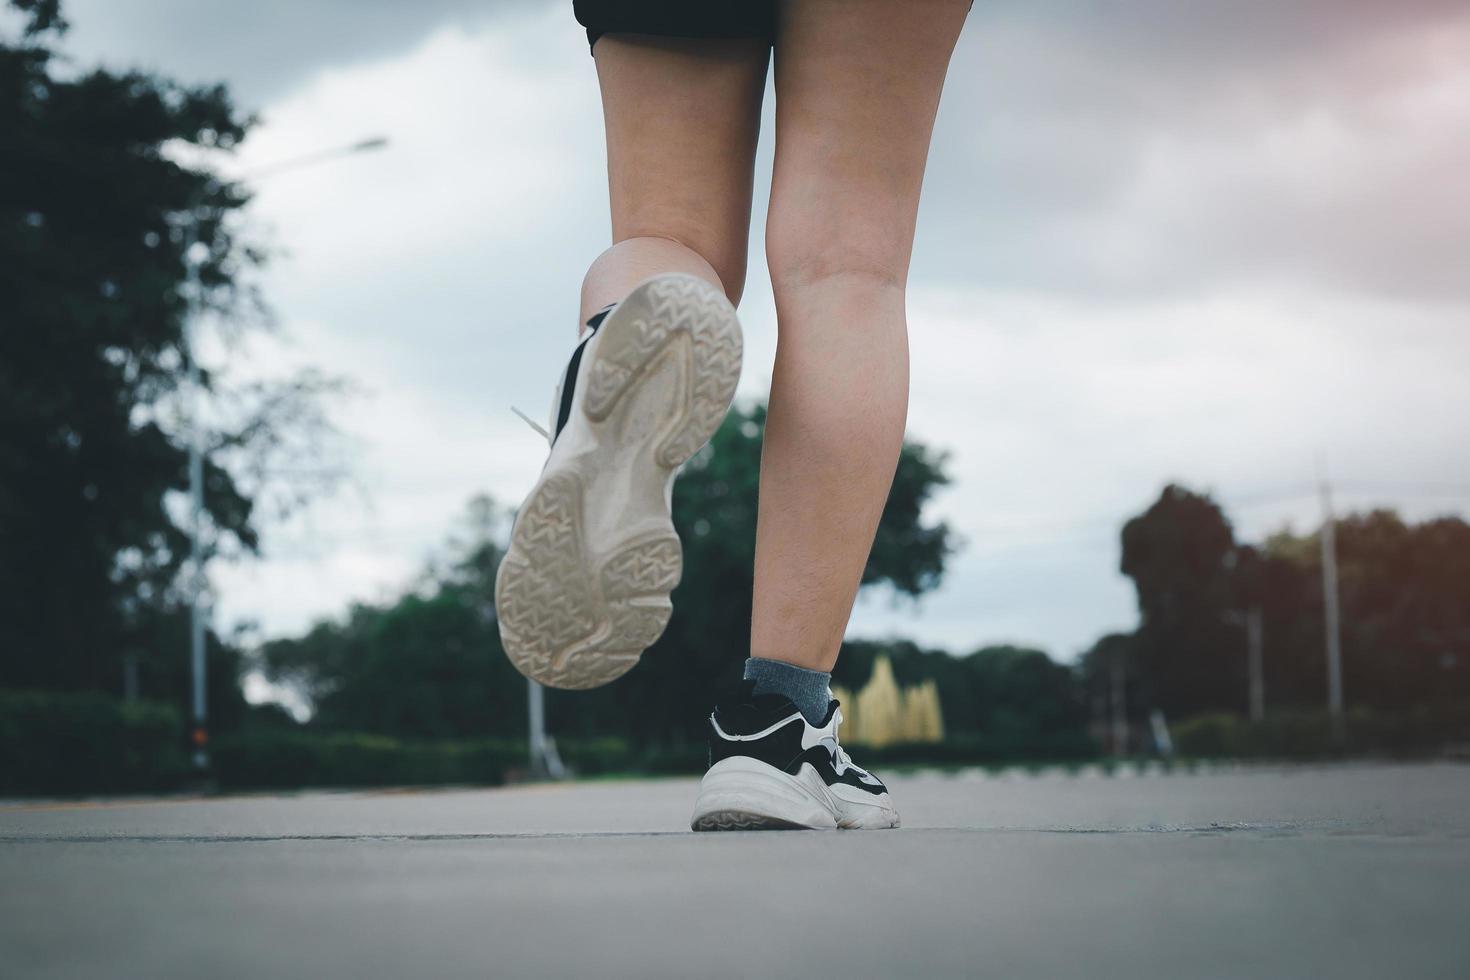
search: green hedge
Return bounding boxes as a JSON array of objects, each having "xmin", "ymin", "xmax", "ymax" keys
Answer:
[
  {"xmin": 33, "ymin": 692, "xmax": 1467, "ymax": 795},
  {"xmin": 207, "ymin": 731, "xmax": 1097, "ymax": 787},
  {"xmin": 860, "ymin": 731, "xmax": 1098, "ymax": 768},
  {"xmin": 554, "ymin": 736, "xmax": 640, "ymax": 776},
  {"xmin": 211, "ymin": 731, "xmax": 523, "ymax": 789},
  {"xmin": 210, "ymin": 732, "xmax": 649, "ymax": 789},
  {"xmin": 0, "ymin": 688, "xmax": 1108, "ymax": 795},
  {"xmin": 0, "ymin": 691, "xmax": 189, "ymax": 795},
  {"xmin": 586, "ymin": 733, "xmax": 1101, "ymax": 778},
  {"xmin": 1173, "ymin": 704, "xmax": 1470, "ymax": 759}
]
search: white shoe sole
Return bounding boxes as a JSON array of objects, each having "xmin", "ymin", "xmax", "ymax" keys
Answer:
[
  {"xmin": 690, "ymin": 757, "xmax": 901, "ymax": 832},
  {"xmin": 495, "ymin": 274, "xmax": 743, "ymax": 690}
]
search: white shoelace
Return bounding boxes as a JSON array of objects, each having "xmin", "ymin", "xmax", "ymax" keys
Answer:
[
  {"xmin": 510, "ymin": 305, "xmax": 614, "ymax": 449},
  {"xmin": 511, "ymin": 405, "xmax": 550, "ymax": 443}
]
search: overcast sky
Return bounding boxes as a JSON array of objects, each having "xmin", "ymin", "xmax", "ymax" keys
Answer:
[{"xmin": 55, "ymin": 0, "xmax": 1470, "ymax": 663}]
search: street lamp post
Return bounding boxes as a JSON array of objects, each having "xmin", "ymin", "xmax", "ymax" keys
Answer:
[
  {"xmin": 1320, "ymin": 474, "xmax": 1345, "ymax": 740},
  {"xmin": 189, "ymin": 357, "xmax": 208, "ymax": 768},
  {"xmin": 187, "ymin": 134, "xmax": 389, "ymax": 773}
]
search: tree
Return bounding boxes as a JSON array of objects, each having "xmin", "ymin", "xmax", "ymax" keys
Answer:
[
  {"xmin": 259, "ymin": 497, "xmax": 529, "ymax": 738},
  {"xmin": 1078, "ymin": 631, "xmax": 1141, "ymax": 750},
  {"xmin": 0, "ymin": 0, "xmax": 336, "ymax": 725},
  {"xmin": 1118, "ymin": 484, "xmax": 1241, "ymax": 717},
  {"xmin": 261, "ymin": 405, "xmax": 958, "ymax": 746},
  {"xmin": 834, "ymin": 639, "xmax": 1092, "ymax": 756},
  {"xmin": 1261, "ymin": 510, "xmax": 1470, "ymax": 712},
  {"xmin": 1103, "ymin": 484, "xmax": 1470, "ymax": 724}
]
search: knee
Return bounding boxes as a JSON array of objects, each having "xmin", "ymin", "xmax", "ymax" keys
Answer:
[{"xmin": 765, "ymin": 221, "xmax": 908, "ymax": 302}]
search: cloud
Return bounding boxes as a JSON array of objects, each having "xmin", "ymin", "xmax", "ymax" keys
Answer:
[
  {"xmin": 55, "ymin": 0, "xmax": 551, "ymax": 107},
  {"xmin": 218, "ymin": 9, "xmax": 609, "ymax": 403},
  {"xmin": 918, "ymin": 1, "xmax": 1470, "ymax": 302}
]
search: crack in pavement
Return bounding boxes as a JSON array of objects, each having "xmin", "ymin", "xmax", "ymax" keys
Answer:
[{"xmin": 4, "ymin": 822, "xmax": 1455, "ymax": 845}]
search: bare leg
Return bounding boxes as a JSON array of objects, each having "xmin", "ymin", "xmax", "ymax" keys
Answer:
[
  {"xmin": 498, "ymin": 34, "xmax": 766, "ymax": 690},
  {"xmin": 580, "ymin": 35, "xmax": 770, "ymax": 330},
  {"xmin": 752, "ymin": 0, "xmax": 969, "ymax": 670}
]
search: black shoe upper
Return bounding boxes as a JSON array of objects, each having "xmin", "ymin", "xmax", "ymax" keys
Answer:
[
  {"xmin": 707, "ymin": 680, "xmax": 887, "ymax": 796},
  {"xmin": 552, "ymin": 304, "xmax": 614, "ymax": 444}
]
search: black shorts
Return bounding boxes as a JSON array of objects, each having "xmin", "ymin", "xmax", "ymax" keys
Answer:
[{"xmin": 573, "ymin": 0, "xmax": 777, "ymax": 52}]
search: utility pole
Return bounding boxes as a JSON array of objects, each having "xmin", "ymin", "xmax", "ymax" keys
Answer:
[
  {"xmin": 1246, "ymin": 604, "xmax": 1264, "ymax": 722},
  {"xmin": 1319, "ymin": 469, "xmax": 1345, "ymax": 738},
  {"xmin": 185, "ymin": 135, "xmax": 389, "ymax": 774}
]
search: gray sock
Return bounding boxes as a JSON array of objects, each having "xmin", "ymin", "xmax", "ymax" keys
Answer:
[{"xmin": 744, "ymin": 657, "xmax": 832, "ymax": 726}]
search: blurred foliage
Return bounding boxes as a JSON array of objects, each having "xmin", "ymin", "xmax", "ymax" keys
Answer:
[
  {"xmin": 0, "ymin": 1, "xmax": 339, "ymax": 718},
  {"xmin": 0, "ymin": 691, "xmax": 189, "ymax": 793},
  {"xmin": 259, "ymin": 427, "xmax": 1470, "ymax": 772},
  {"xmin": 211, "ymin": 730, "xmax": 524, "ymax": 791},
  {"xmin": 1117, "ymin": 484, "xmax": 1241, "ymax": 718},
  {"xmin": 1173, "ymin": 704, "xmax": 1470, "ymax": 759},
  {"xmin": 259, "ymin": 497, "xmax": 525, "ymax": 738},
  {"xmin": 832, "ymin": 639, "xmax": 1092, "ymax": 754},
  {"xmin": 1086, "ymin": 485, "xmax": 1470, "ymax": 728},
  {"xmin": 260, "ymin": 404, "xmax": 958, "ymax": 747},
  {"xmin": 207, "ymin": 724, "xmax": 1097, "ymax": 790},
  {"xmin": 9, "ymin": 1, "xmax": 64, "ymax": 35},
  {"xmin": 1259, "ymin": 511, "xmax": 1470, "ymax": 713},
  {"xmin": 212, "ymin": 732, "xmax": 682, "ymax": 790}
]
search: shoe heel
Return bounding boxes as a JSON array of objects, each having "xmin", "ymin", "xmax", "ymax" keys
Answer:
[
  {"xmin": 582, "ymin": 274, "xmax": 743, "ymax": 469},
  {"xmin": 691, "ymin": 757, "xmax": 837, "ymax": 831}
]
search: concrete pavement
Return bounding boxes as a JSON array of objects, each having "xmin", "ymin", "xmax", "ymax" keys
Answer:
[{"xmin": 3, "ymin": 762, "xmax": 1469, "ymax": 978}]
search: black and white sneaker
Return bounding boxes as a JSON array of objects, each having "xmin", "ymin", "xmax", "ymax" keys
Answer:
[
  {"xmin": 691, "ymin": 682, "xmax": 901, "ymax": 831},
  {"xmin": 494, "ymin": 274, "xmax": 742, "ymax": 689}
]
